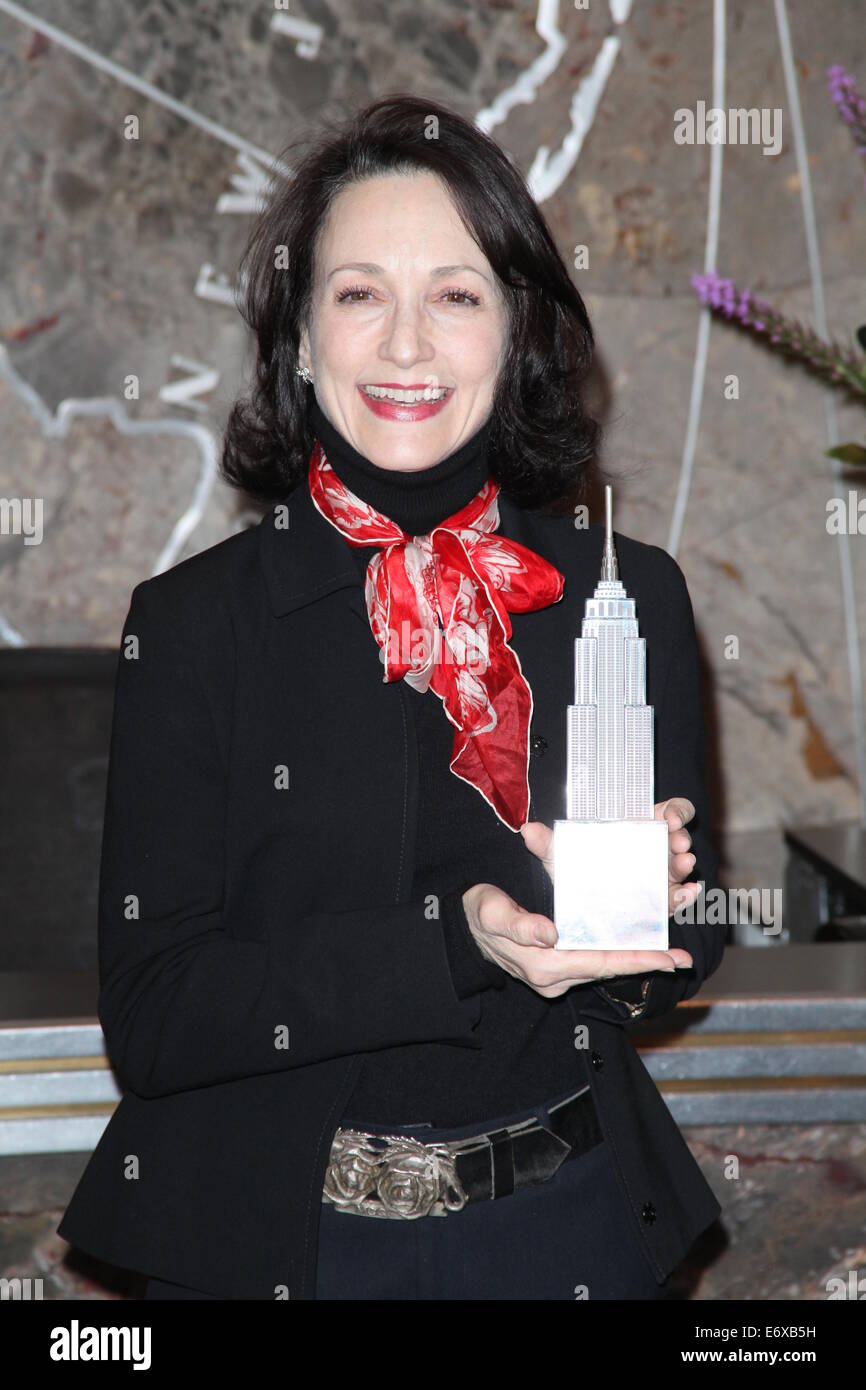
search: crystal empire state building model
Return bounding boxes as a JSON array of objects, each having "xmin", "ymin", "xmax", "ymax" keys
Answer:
[{"xmin": 552, "ymin": 486, "xmax": 669, "ymax": 950}]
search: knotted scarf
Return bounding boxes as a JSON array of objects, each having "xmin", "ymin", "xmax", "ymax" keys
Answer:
[{"xmin": 308, "ymin": 441, "xmax": 565, "ymax": 831}]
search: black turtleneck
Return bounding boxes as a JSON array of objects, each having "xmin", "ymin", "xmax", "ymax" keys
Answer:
[
  {"xmin": 309, "ymin": 391, "xmax": 579, "ymax": 1130},
  {"xmin": 309, "ymin": 394, "xmax": 492, "ymax": 537}
]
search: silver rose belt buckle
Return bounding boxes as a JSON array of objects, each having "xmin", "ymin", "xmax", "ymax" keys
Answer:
[{"xmin": 322, "ymin": 1127, "xmax": 469, "ymax": 1219}]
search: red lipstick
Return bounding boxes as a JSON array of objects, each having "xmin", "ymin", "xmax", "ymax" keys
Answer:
[{"xmin": 358, "ymin": 384, "xmax": 453, "ymax": 422}]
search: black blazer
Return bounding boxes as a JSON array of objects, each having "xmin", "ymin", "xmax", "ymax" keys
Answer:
[{"xmin": 58, "ymin": 480, "xmax": 724, "ymax": 1299}]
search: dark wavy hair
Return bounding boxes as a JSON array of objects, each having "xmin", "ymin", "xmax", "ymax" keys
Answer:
[{"xmin": 221, "ymin": 94, "xmax": 600, "ymax": 513}]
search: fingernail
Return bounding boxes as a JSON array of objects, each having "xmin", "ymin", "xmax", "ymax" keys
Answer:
[
  {"xmin": 534, "ymin": 925, "xmax": 556, "ymax": 945},
  {"xmin": 673, "ymin": 890, "xmax": 687, "ymax": 905}
]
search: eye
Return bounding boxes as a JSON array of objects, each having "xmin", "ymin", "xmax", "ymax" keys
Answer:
[
  {"xmin": 335, "ymin": 284, "xmax": 377, "ymax": 303},
  {"xmin": 441, "ymin": 287, "xmax": 481, "ymax": 306},
  {"xmin": 334, "ymin": 284, "xmax": 482, "ymax": 306}
]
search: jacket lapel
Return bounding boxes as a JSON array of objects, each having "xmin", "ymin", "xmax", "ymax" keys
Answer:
[{"xmin": 259, "ymin": 482, "xmax": 370, "ymax": 626}]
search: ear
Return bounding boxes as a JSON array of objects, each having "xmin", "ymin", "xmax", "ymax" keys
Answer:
[{"xmin": 297, "ymin": 324, "xmax": 311, "ymax": 376}]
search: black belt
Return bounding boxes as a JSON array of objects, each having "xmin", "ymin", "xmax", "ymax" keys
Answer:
[
  {"xmin": 322, "ymin": 1086, "xmax": 603, "ymax": 1219},
  {"xmin": 452, "ymin": 1085, "xmax": 603, "ymax": 1203}
]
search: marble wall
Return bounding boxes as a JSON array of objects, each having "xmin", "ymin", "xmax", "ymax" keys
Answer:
[{"xmin": 1, "ymin": 0, "xmax": 865, "ymax": 909}]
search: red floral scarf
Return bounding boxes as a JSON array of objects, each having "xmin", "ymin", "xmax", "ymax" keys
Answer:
[{"xmin": 308, "ymin": 441, "xmax": 565, "ymax": 831}]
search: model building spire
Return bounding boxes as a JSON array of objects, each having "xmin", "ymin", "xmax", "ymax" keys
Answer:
[{"xmin": 601, "ymin": 483, "xmax": 618, "ymax": 582}]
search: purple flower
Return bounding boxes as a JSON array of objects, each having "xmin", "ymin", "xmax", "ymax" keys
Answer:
[
  {"xmin": 690, "ymin": 273, "xmax": 772, "ymax": 328},
  {"xmin": 688, "ymin": 271, "xmax": 866, "ymax": 400},
  {"xmin": 827, "ymin": 64, "xmax": 866, "ymax": 181}
]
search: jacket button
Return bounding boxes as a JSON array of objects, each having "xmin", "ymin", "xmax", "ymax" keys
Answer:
[
  {"xmin": 591, "ymin": 1050, "xmax": 604, "ymax": 1070},
  {"xmin": 641, "ymin": 1202, "xmax": 656, "ymax": 1225},
  {"xmin": 530, "ymin": 734, "xmax": 548, "ymax": 757}
]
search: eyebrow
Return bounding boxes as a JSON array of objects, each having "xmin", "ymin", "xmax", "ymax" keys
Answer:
[{"xmin": 326, "ymin": 261, "xmax": 491, "ymax": 284}]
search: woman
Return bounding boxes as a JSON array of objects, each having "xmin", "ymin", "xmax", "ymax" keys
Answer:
[{"xmin": 58, "ymin": 95, "xmax": 724, "ymax": 1301}]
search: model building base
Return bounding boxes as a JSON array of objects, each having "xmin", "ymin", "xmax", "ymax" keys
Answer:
[{"xmin": 552, "ymin": 818, "xmax": 669, "ymax": 950}]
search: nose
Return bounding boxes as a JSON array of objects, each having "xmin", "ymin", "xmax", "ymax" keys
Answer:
[{"xmin": 379, "ymin": 297, "xmax": 436, "ymax": 368}]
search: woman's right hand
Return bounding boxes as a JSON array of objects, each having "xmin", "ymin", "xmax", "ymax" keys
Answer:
[{"xmin": 461, "ymin": 883, "xmax": 692, "ymax": 999}]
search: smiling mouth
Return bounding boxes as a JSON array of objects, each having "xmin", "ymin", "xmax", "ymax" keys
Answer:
[{"xmin": 360, "ymin": 384, "xmax": 452, "ymax": 403}]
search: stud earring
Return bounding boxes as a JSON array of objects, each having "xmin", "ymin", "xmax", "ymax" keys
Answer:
[{"xmin": 296, "ymin": 364, "xmax": 313, "ymax": 384}]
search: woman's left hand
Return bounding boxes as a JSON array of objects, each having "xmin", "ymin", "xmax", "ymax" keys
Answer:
[{"xmin": 520, "ymin": 797, "xmax": 701, "ymax": 962}]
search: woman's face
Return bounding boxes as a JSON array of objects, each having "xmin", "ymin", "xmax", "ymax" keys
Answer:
[{"xmin": 299, "ymin": 171, "xmax": 508, "ymax": 472}]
